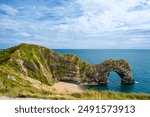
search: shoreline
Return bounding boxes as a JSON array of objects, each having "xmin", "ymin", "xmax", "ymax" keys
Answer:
[
  {"xmin": 52, "ymin": 82, "xmax": 83, "ymax": 93},
  {"xmin": 0, "ymin": 82, "xmax": 83, "ymax": 100}
]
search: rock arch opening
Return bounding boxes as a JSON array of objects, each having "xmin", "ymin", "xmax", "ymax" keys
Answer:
[
  {"xmin": 107, "ymin": 71, "xmax": 121, "ymax": 84},
  {"xmin": 96, "ymin": 59, "xmax": 135, "ymax": 85}
]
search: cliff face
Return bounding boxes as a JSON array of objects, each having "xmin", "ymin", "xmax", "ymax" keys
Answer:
[{"xmin": 0, "ymin": 43, "xmax": 134, "ymax": 90}]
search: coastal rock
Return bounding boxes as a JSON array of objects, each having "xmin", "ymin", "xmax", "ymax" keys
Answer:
[
  {"xmin": 0, "ymin": 43, "xmax": 134, "ymax": 89},
  {"xmin": 96, "ymin": 59, "xmax": 134, "ymax": 84}
]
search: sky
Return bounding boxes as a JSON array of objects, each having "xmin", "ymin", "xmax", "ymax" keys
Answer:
[{"xmin": 0, "ymin": 0, "xmax": 150, "ymax": 49}]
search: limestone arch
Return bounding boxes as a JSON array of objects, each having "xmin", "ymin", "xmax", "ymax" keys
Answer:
[{"xmin": 97, "ymin": 59, "xmax": 134, "ymax": 84}]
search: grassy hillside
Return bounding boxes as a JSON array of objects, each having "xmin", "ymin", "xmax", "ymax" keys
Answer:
[
  {"xmin": 0, "ymin": 43, "xmax": 93, "ymax": 95},
  {"xmin": 0, "ymin": 86, "xmax": 150, "ymax": 100}
]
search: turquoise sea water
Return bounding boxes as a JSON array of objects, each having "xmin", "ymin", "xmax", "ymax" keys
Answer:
[{"xmin": 54, "ymin": 49, "xmax": 150, "ymax": 94}]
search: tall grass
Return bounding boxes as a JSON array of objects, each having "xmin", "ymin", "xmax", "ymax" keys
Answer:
[
  {"xmin": 71, "ymin": 90, "xmax": 150, "ymax": 100},
  {"xmin": 0, "ymin": 86, "xmax": 150, "ymax": 100}
]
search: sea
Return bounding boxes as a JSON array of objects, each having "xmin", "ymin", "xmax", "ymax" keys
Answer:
[{"xmin": 54, "ymin": 49, "xmax": 150, "ymax": 94}]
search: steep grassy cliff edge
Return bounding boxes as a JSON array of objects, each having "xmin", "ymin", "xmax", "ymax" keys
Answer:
[{"xmin": 0, "ymin": 43, "xmax": 149, "ymax": 100}]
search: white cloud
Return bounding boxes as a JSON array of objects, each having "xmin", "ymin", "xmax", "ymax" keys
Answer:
[
  {"xmin": 0, "ymin": 0, "xmax": 150, "ymax": 49},
  {"xmin": 66, "ymin": 0, "xmax": 150, "ymax": 34},
  {"xmin": 0, "ymin": 4, "xmax": 18, "ymax": 16},
  {"xmin": 16, "ymin": 32, "xmax": 31, "ymax": 37}
]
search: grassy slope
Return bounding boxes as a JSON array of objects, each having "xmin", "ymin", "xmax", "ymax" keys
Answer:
[{"xmin": 0, "ymin": 86, "xmax": 150, "ymax": 100}]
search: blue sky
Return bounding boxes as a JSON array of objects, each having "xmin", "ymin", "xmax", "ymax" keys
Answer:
[{"xmin": 0, "ymin": 0, "xmax": 150, "ymax": 49}]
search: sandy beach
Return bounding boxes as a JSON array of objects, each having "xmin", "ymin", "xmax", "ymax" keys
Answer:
[
  {"xmin": 0, "ymin": 82, "xmax": 82, "ymax": 99},
  {"xmin": 52, "ymin": 82, "xmax": 83, "ymax": 93}
]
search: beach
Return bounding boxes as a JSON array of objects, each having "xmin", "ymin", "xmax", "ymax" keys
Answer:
[{"xmin": 52, "ymin": 82, "xmax": 83, "ymax": 93}]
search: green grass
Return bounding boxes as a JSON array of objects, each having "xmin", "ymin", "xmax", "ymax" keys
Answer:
[
  {"xmin": 0, "ymin": 85, "xmax": 150, "ymax": 100},
  {"xmin": 71, "ymin": 90, "xmax": 150, "ymax": 100},
  {"xmin": 0, "ymin": 86, "xmax": 74, "ymax": 99}
]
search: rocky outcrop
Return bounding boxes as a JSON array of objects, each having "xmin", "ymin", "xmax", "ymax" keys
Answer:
[
  {"xmin": 0, "ymin": 43, "xmax": 134, "ymax": 89},
  {"xmin": 78, "ymin": 59, "xmax": 134, "ymax": 85},
  {"xmin": 97, "ymin": 59, "xmax": 134, "ymax": 84}
]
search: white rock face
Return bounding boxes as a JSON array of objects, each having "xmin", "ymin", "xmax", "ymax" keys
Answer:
[
  {"xmin": 7, "ymin": 75, "xmax": 16, "ymax": 81},
  {"xmin": 16, "ymin": 58, "xmax": 28, "ymax": 75}
]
